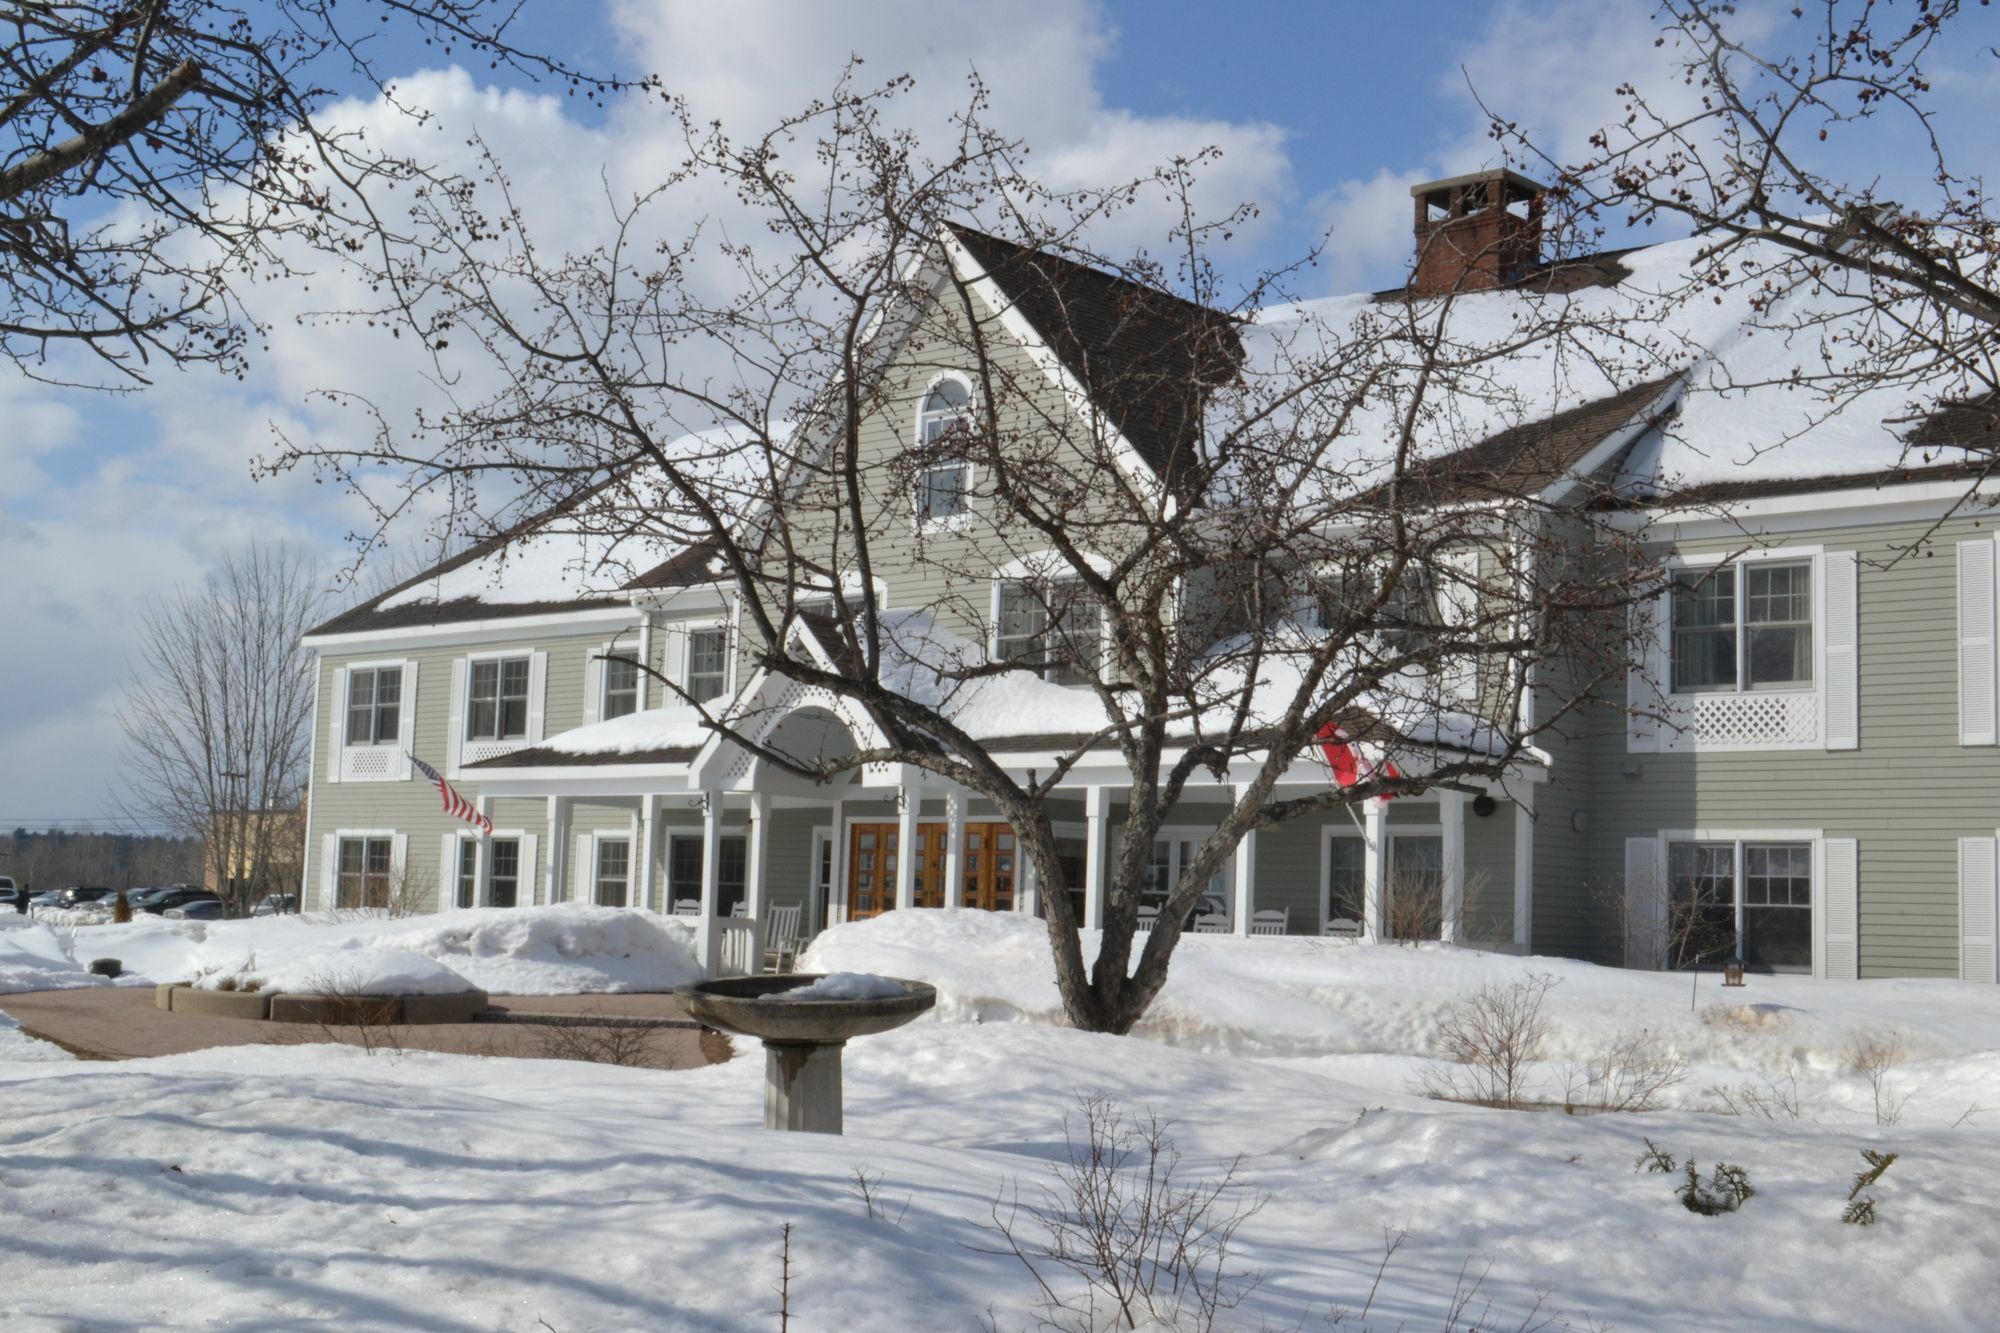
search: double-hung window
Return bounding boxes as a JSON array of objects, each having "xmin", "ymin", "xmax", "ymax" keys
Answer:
[
  {"xmin": 467, "ymin": 656, "xmax": 531, "ymax": 741},
  {"xmin": 996, "ymin": 580, "xmax": 1104, "ymax": 685},
  {"xmin": 346, "ymin": 666, "xmax": 402, "ymax": 744},
  {"xmin": 602, "ymin": 654, "xmax": 640, "ymax": 720},
  {"xmin": 1666, "ymin": 839, "xmax": 1813, "ymax": 971},
  {"xmin": 915, "ymin": 379, "xmax": 972, "ymax": 524},
  {"xmin": 686, "ymin": 628, "xmax": 729, "ymax": 703},
  {"xmin": 337, "ymin": 836, "xmax": 394, "ymax": 910},
  {"xmin": 1671, "ymin": 561, "xmax": 1813, "ymax": 693},
  {"xmin": 489, "ymin": 839, "xmax": 521, "ymax": 908},
  {"xmin": 595, "ymin": 838, "xmax": 631, "ymax": 908},
  {"xmin": 667, "ymin": 833, "xmax": 748, "ymax": 915},
  {"xmin": 456, "ymin": 839, "xmax": 479, "ymax": 909}
]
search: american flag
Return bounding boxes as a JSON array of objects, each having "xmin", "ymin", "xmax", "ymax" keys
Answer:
[{"xmin": 410, "ymin": 755, "xmax": 493, "ymax": 835}]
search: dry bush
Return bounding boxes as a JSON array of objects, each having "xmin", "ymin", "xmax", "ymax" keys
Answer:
[
  {"xmin": 1561, "ymin": 1029, "xmax": 1690, "ymax": 1114},
  {"xmin": 1384, "ymin": 868, "xmax": 1446, "ymax": 944},
  {"xmin": 1704, "ymin": 1065, "xmax": 1808, "ymax": 1121},
  {"xmin": 1416, "ymin": 974, "xmax": 1556, "ymax": 1107},
  {"xmin": 1846, "ymin": 1030, "xmax": 1911, "ymax": 1127},
  {"xmin": 971, "ymin": 1094, "xmax": 1264, "ymax": 1333},
  {"xmin": 849, "ymin": 1166, "xmax": 910, "ymax": 1227},
  {"xmin": 533, "ymin": 1021, "xmax": 661, "ymax": 1069}
]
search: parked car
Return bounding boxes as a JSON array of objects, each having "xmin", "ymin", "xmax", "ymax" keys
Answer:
[
  {"xmin": 136, "ymin": 887, "xmax": 221, "ymax": 917},
  {"xmin": 164, "ymin": 900, "xmax": 225, "ymax": 921},
  {"xmin": 251, "ymin": 894, "xmax": 299, "ymax": 917},
  {"xmin": 56, "ymin": 886, "xmax": 115, "ymax": 909},
  {"xmin": 28, "ymin": 889, "xmax": 64, "ymax": 909},
  {"xmin": 0, "ymin": 876, "xmax": 22, "ymax": 912}
]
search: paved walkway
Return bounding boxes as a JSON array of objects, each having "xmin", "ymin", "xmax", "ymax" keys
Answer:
[{"xmin": 0, "ymin": 988, "xmax": 728, "ymax": 1069}]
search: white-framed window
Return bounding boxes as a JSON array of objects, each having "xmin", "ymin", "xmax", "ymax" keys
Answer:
[
  {"xmin": 345, "ymin": 665, "xmax": 402, "ymax": 745},
  {"xmin": 455, "ymin": 837, "xmax": 479, "ymax": 909},
  {"xmin": 1664, "ymin": 837, "xmax": 1814, "ymax": 971},
  {"xmin": 489, "ymin": 838, "xmax": 523, "ymax": 908},
  {"xmin": 915, "ymin": 376, "xmax": 973, "ymax": 525},
  {"xmin": 466, "ymin": 655, "xmax": 532, "ymax": 741},
  {"xmin": 602, "ymin": 653, "xmax": 641, "ymax": 720},
  {"xmin": 995, "ymin": 579, "xmax": 1105, "ymax": 685},
  {"xmin": 593, "ymin": 836, "xmax": 631, "ymax": 908},
  {"xmin": 665, "ymin": 832, "xmax": 748, "ymax": 915},
  {"xmin": 1671, "ymin": 559, "xmax": 1813, "ymax": 693},
  {"xmin": 337, "ymin": 835, "xmax": 396, "ymax": 910},
  {"xmin": 686, "ymin": 627, "xmax": 730, "ymax": 704},
  {"xmin": 1321, "ymin": 830, "xmax": 1366, "ymax": 929}
]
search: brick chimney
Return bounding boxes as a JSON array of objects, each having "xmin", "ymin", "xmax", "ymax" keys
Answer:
[{"xmin": 1409, "ymin": 169, "xmax": 1545, "ymax": 297}]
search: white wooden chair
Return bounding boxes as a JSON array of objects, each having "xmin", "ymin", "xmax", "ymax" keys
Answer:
[
  {"xmin": 1194, "ymin": 913, "xmax": 1230, "ymax": 935},
  {"xmin": 1250, "ymin": 908, "xmax": 1289, "ymax": 936},
  {"xmin": 1135, "ymin": 905, "xmax": 1159, "ymax": 933},
  {"xmin": 672, "ymin": 898, "xmax": 701, "ymax": 916},
  {"xmin": 763, "ymin": 903, "xmax": 804, "ymax": 973},
  {"xmin": 730, "ymin": 901, "xmax": 749, "ymax": 917},
  {"xmin": 1324, "ymin": 916, "xmax": 1363, "ymax": 938}
]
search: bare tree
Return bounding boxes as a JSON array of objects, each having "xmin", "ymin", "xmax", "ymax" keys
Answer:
[
  {"xmin": 0, "ymin": 0, "xmax": 646, "ymax": 385},
  {"xmin": 282, "ymin": 69, "xmax": 1672, "ymax": 1033},
  {"xmin": 1489, "ymin": 0, "xmax": 2000, "ymax": 508},
  {"xmin": 117, "ymin": 544, "xmax": 325, "ymax": 914}
]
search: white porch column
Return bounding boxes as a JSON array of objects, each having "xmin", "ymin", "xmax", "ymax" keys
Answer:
[
  {"xmin": 942, "ymin": 790, "xmax": 965, "ymax": 909},
  {"xmin": 1019, "ymin": 852, "xmax": 1039, "ymax": 916},
  {"xmin": 744, "ymin": 792, "xmax": 770, "ymax": 975},
  {"xmin": 698, "ymin": 791, "xmax": 723, "ymax": 975},
  {"xmin": 637, "ymin": 793, "xmax": 658, "ymax": 913},
  {"xmin": 1513, "ymin": 797, "xmax": 1535, "ymax": 952},
  {"xmin": 473, "ymin": 795, "xmax": 493, "ymax": 908},
  {"xmin": 894, "ymin": 771, "xmax": 920, "ymax": 912},
  {"xmin": 1361, "ymin": 798, "xmax": 1387, "ymax": 942},
  {"xmin": 1440, "ymin": 790, "xmax": 1466, "ymax": 945},
  {"xmin": 829, "ymin": 797, "xmax": 847, "ymax": 927},
  {"xmin": 1231, "ymin": 785, "xmax": 1256, "ymax": 936},
  {"xmin": 1083, "ymin": 786, "xmax": 1109, "ymax": 930},
  {"xmin": 546, "ymin": 796, "xmax": 570, "ymax": 905},
  {"xmin": 636, "ymin": 613, "xmax": 654, "ymax": 711}
]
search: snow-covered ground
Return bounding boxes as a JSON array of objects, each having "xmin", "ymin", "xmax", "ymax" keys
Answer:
[
  {"xmin": 0, "ymin": 903, "xmax": 702, "ymax": 996},
  {"xmin": 2, "ymin": 908, "xmax": 1998, "ymax": 1329}
]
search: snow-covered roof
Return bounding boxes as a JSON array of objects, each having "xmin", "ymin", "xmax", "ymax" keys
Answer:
[{"xmin": 1226, "ymin": 232, "xmax": 1980, "ymax": 503}]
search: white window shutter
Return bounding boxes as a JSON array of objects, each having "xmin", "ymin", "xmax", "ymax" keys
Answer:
[
  {"xmin": 1959, "ymin": 538, "xmax": 1997, "ymax": 746},
  {"xmin": 1438, "ymin": 548, "xmax": 1482, "ymax": 701},
  {"xmin": 440, "ymin": 834, "xmax": 458, "ymax": 911},
  {"xmin": 327, "ymin": 667, "xmax": 348, "ymax": 784},
  {"xmin": 521, "ymin": 833, "xmax": 539, "ymax": 906},
  {"xmin": 583, "ymin": 647, "xmax": 604, "ymax": 726},
  {"xmin": 527, "ymin": 650, "xmax": 549, "ymax": 742},
  {"xmin": 1815, "ymin": 838, "xmax": 1859, "ymax": 980},
  {"xmin": 1961, "ymin": 836, "xmax": 1999, "ymax": 983},
  {"xmin": 1821, "ymin": 552, "xmax": 1859, "ymax": 750},
  {"xmin": 574, "ymin": 832, "xmax": 592, "ymax": 904},
  {"xmin": 320, "ymin": 833, "xmax": 339, "ymax": 911},
  {"xmin": 1623, "ymin": 836, "xmax": 1664, "ymax": 969},
  {"xmin": 447, "ymin": 658, "xmax": 468, "ymax": 775},
  {"xmin": 397, "ymin": 660, "xmax": 419, "ymax": 780},
  {"xmin": 1626, "ymin": 599, "xmax": 1661, "ymax": 753}
]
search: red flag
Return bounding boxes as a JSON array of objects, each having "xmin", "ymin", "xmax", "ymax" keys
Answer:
[{"xmin": 1315, "ymin": 723, "xmax": 1398, "ymax": 798}]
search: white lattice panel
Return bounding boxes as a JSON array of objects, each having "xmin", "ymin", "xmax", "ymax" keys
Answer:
[
  {"xmin": 461, "ymin": 739, "xmax": 527, "ymax": 767},
  {"xmin": 1660, "ymin": 691, "xmax": 1820, "ymax": 752},
  {"xmin": 339, "ymin": 745, "xmax": 399, "ymax": 781}
]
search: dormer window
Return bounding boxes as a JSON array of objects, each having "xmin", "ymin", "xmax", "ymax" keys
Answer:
[{"xmin": 916, "ymin": 377, "xmax": 972, "ymax": 524}]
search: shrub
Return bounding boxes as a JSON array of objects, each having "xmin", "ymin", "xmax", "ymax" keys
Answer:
[{"xmin": 1415, "ymin": 973, "xmax": 1556, "ymax": 1107}]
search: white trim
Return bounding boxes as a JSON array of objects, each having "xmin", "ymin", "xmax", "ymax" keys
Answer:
[
  {"xmin": 459, "ymin": 648, "xmax": 538, "ymax": 767},
  {"xmin": 1606, "ymin": 475, "xmax": 2000, "ymax": 536},
  {"xmin": 1961, "ymin": 835, "xmax": 1999, "ymax": 984},
  {"xmin": 334, "ymin": 658, "xmax": 413, "ymax": 783},
  {"xmin": 1321, "ymin": 822, "xmax": 1367, "ymax": 935},
  {"xmin": 587, "ymin": 830, "xmax": 635, "ymax": 909},
  {"xmin": 912, "ymin": 370, "xmax": 980, "ymax": 535},
  {"xmin": 303, "ymin": 605, "xmax": 639, "ymax": 651}
]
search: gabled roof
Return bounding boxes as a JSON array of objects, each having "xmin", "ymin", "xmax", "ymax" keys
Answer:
[
  {"xmin": 1376, "ymin": 374, "xmax": 1683, "ymax": 508},
  {"xmin": 945, "ymin": 224, "xmax": 1244, "ymax": 492}
]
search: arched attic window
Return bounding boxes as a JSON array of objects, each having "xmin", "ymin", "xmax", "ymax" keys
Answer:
[{"xmin": 914, "ymin": 376, "xmax": 973, "ymax": 525}]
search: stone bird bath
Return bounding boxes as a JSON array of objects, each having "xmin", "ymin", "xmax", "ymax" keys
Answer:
[{"xmin": 677, "ymin": 974, "xmax": 936, "ymax": 1134}]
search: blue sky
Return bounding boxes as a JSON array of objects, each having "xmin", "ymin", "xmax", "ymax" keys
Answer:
[{"xmin": 3, "ymin": 0, "xmax": 1996, "ymax": 831}]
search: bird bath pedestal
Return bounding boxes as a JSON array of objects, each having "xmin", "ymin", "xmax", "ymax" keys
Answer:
[{"xmin": 677, "ymin": 975, "xmax": 937, "ymax": 1134}]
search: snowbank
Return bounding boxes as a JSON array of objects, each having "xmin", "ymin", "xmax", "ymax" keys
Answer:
[
  {"xmin": 8, "ymin": 905, "xmax": 703, "ymax": 997},
  {"xmin": 802, "ymin": 908, "xmax": 2000, "ymax": 1118},
  {"xmin": 0, "ymin": 914, "xmax": 117, "ymax": 994},
  {"xmin": 0, "ymin": 1009, "xmax": 70, "ymax": 1063}
]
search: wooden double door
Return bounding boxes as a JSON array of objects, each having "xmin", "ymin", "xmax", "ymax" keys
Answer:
[{"xmin": 847, "ymin": 821, "xmax": 1016, "ymax": 919}]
